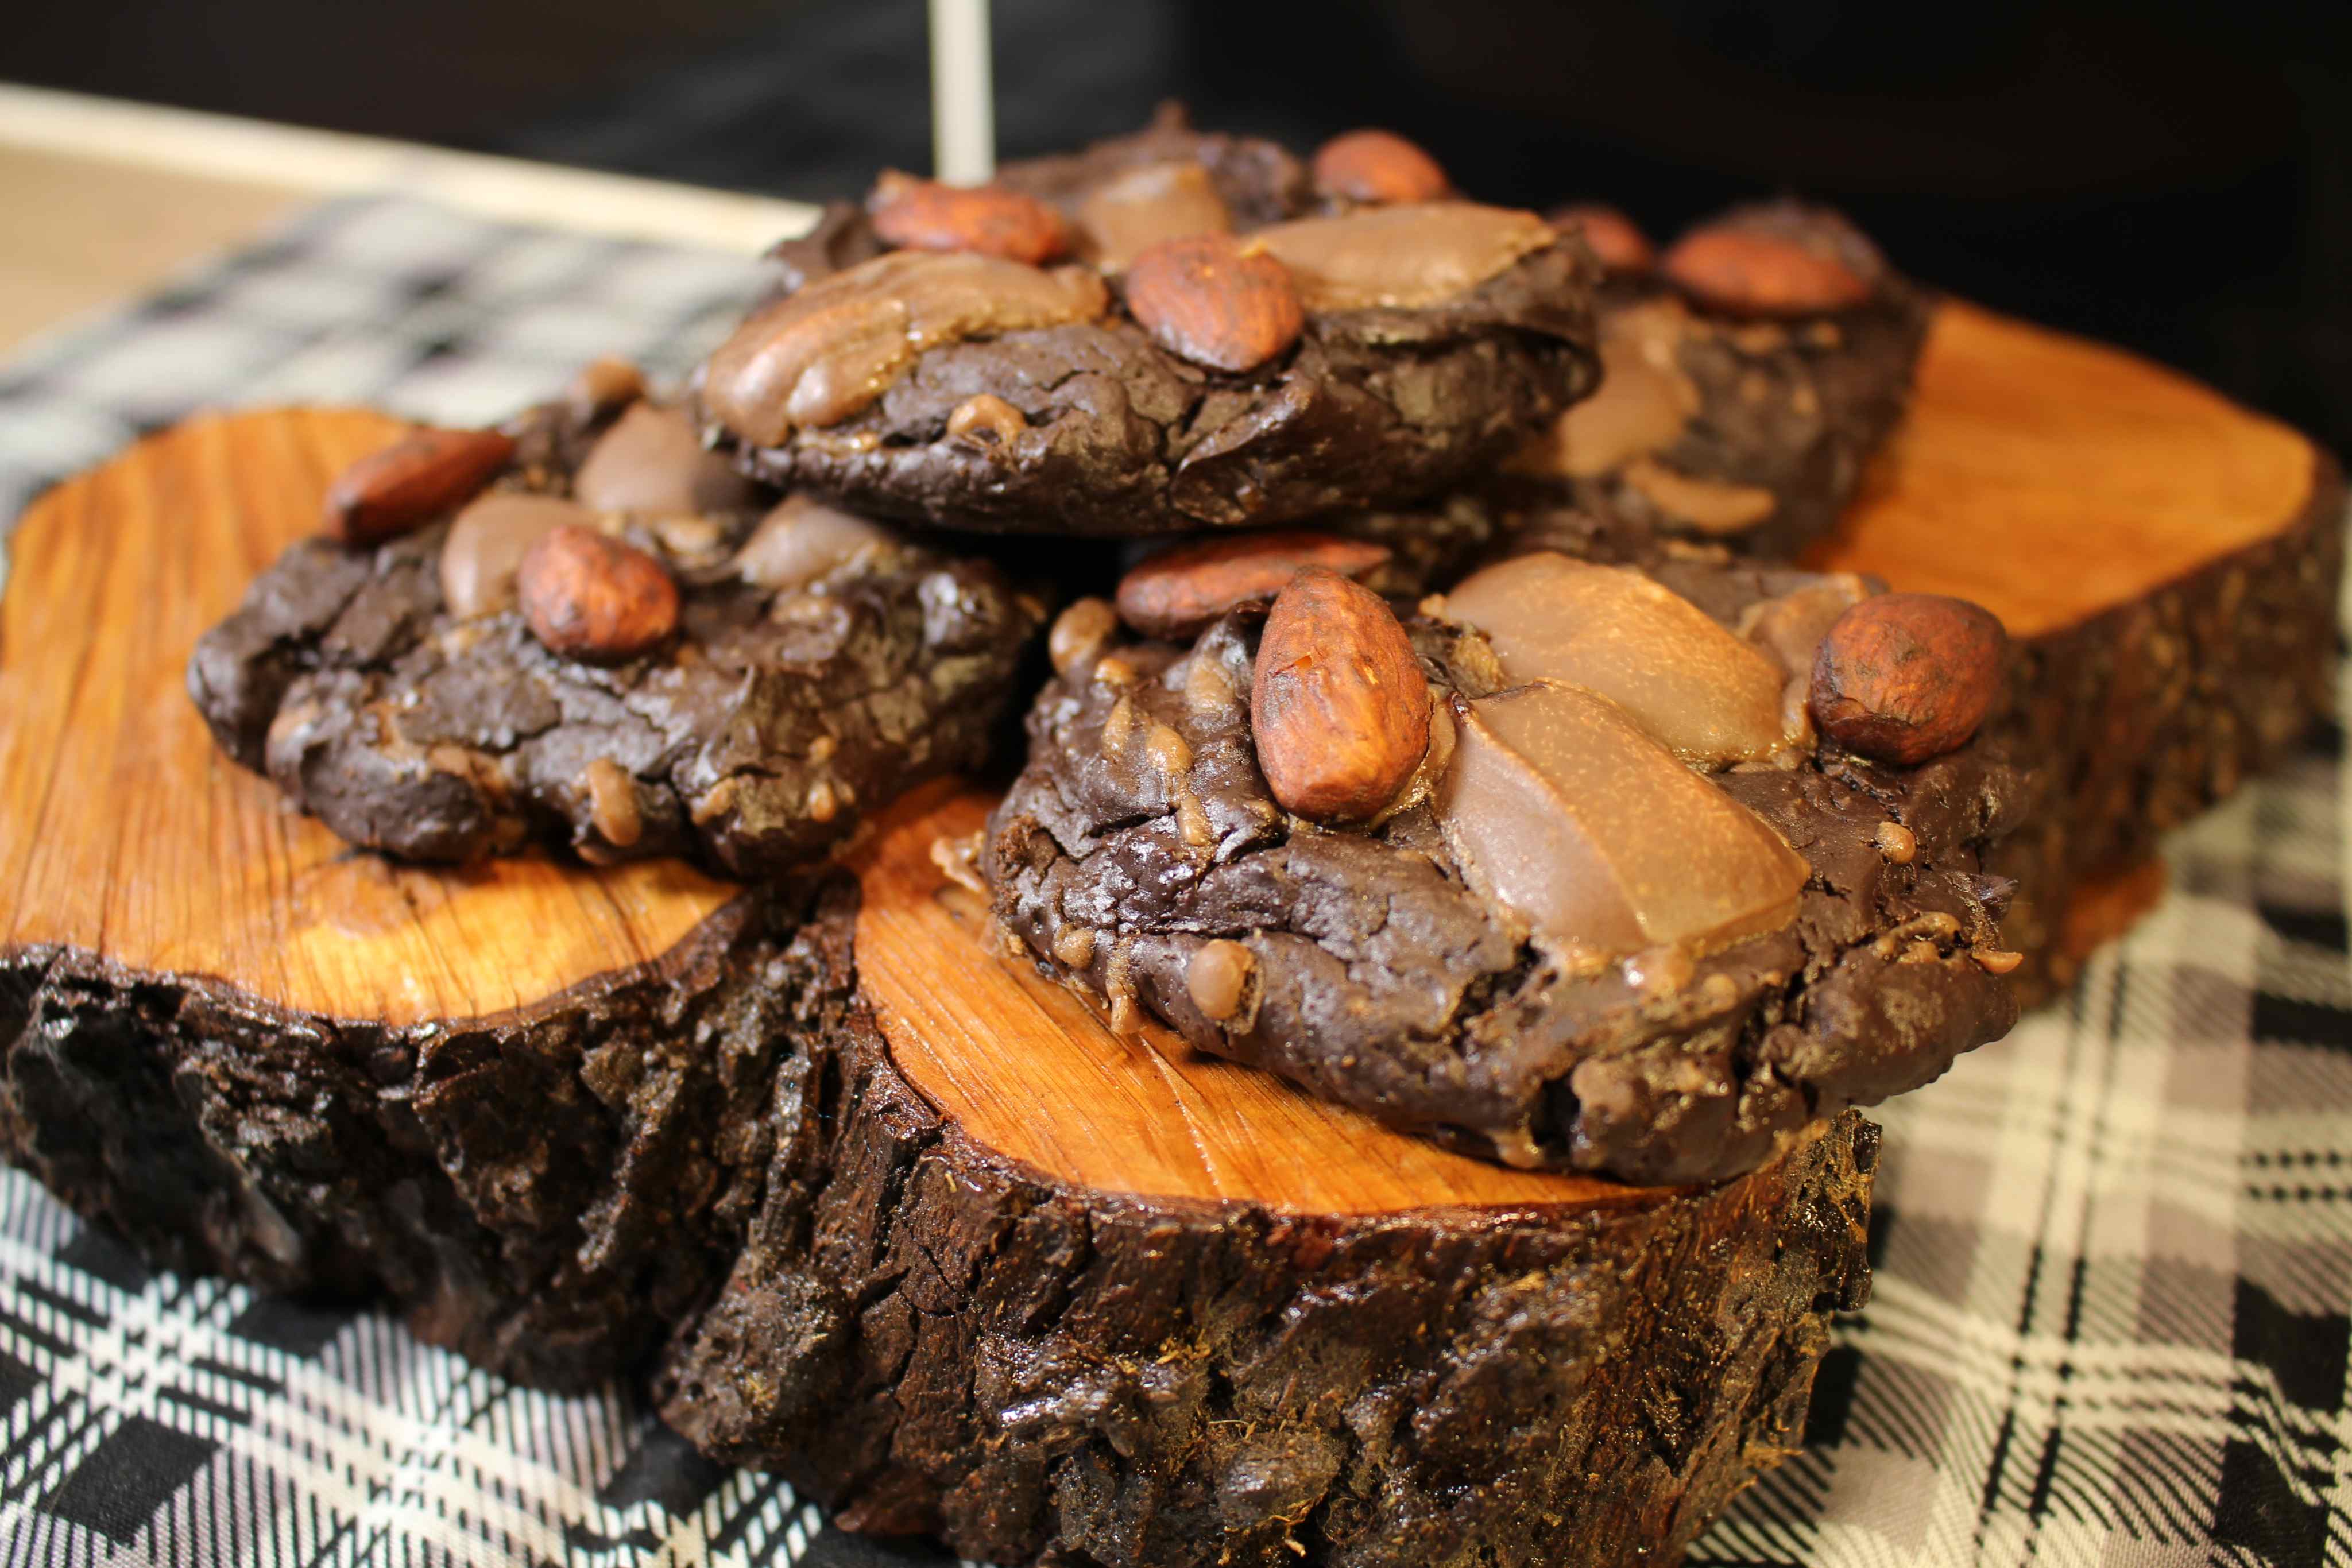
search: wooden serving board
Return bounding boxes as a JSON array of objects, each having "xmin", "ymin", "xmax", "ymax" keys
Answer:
[{"xmin": 0, "ymin": 301, "xmax": 2338, "ymax": 1568}]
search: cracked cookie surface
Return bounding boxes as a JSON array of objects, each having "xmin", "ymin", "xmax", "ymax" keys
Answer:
[
  {"xmin": 987, "ymin": 553, "xmax": 2032, "ymax": 1185},
  {"xmin": 695, "ymin": 119, "xmax": 1600, "ymax": 538},
  {"xmin": 189, "ymin": 400, "xmax": 1043, "ymax": 878},
  {"xmin": 1510, "ymin": 199, "xmax": 1932, "ymax": 560}
]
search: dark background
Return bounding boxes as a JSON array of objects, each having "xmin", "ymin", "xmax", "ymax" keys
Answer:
[{"xmin": 13, "ymin": 0, "xmax": 2349, "ymax": 451}]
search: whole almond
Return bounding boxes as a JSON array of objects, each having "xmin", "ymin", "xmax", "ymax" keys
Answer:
[
  {"xmin": 1661, "ymin": 225, "xmax": 1872, "ymax": 316},
  {"xmin": 1122, "ymin": 234, "xmax": 1305, "ymax": 373},
  {"xmin": 1118, "ymin": 531, "xmax": 1391, "ymax": 640},
  {"xmin": 1810, "ymin": 593, "xmax": 2007, "ymax": 764},
  {"xmin": 869, "ymin": 170, "xmax": 1069, "ymax": 264},
  {"xmin": 1310, "ymin": 130, "xmax": 1449, "ymax": 205},
  {"xmin": 518, "ymin": 525, "xmax": 679, "ymax": 662},
  {"xmin": 1252, "ymin": 567, "xmax": 1430, "ymax": 820},
  {"xmin": 1548, "ymin": 203, "xmax": 1656, "ymax": 274},
  {"xmin": 324, "ymin": 428, "xmax": 516, "ymax": 544}
]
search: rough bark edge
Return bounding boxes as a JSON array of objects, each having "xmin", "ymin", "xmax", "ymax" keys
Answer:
[
  {"xmin": 1999, "ymin": 446, "xmax": 2346, "ymax": 1001},
  {"xmin": 0, "ymin": 881, "xmax": 828, "ymax": 1389},
  {"xmin": 0, "ymin": 867, "xmax": 1875, "ymax": 1567},
  {"xmin": 658, "ymin": 884, "xmax": 1876, "ymax": 1568}
]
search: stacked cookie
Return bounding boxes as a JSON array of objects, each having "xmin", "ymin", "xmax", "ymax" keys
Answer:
[{"xmin": 191, "ymin": 108, "xmax": 2021, "ymax": 1188}]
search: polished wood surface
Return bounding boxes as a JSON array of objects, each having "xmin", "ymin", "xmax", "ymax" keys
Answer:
[
  {"xmin": 849, "ymin": 783, "xmax": 1632, "ymax": 1211},
  {"xmin": 1812, "ymin": 300, "xmax": 2319, "ymax": 637},
  {"xmin": 0, "ymin": 299, "xmax": 2322, "ymax": 1207},
  {"xmin": 0, "ymin": 408, "xmax": 736, "ymax": 1027}
]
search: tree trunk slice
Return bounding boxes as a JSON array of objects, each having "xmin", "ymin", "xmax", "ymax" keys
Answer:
[
  {"xmin": 1804, "ymin": 301, "xmax": 2343, "ymax": 998},
  {"xmin": 0, "ymin": 299, "xmax": 2336, "ymax": 1565}
]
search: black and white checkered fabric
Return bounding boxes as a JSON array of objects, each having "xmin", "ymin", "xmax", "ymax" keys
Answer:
[{"xmin": 1, "ymin": 196, "xmax": 2346, "ymax": 1568}]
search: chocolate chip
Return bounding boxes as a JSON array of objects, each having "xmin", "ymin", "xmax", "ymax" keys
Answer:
[
  {"xmin": 573, "ymin": 403, "xmax": 757, "ymax": 517},
  {"xmin": 733, "ymin": 495, "xmax": 902, "ymax": 594}
]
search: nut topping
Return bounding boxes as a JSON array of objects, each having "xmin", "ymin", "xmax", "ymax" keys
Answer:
[
  {"xmin": 1811, "ymin": 593, "xmax": 2008, "ymax": 764},
  {"xmin": 440, "ymin": 493, "xmax": 596, "ymax": 620},
  {"xmin": 1252, "ymin": 203, "xmax": 1556, "ymax": 312},
  {"xmin": 1122, "ymin": 234, "xmax": 1304, "ymax": 373},
  {"xmin": 518, "ymin": 525, "xmax": 679, "ymax": 661},
  {"xmin": 1116, "ymin": 531, "xmax": 1390, "ymax": 641},
  {"xmin": 946, "ymin": 393, "xmax": 1030, "ymax": 451},
  {"xmin": 1185, "ymin": 939, "xmax": 1257, "ymax": 1023},
  {"xmin": 1252, "ymin": 567, "xmax": 1430, "ymax": 820},
  {"xmin": 1662, "ymin": 221, "xmax": 1873, "ymax": 317},
  {"xmin": 1737, "ymin": 574, "xmax": 1874, "ymax": 675},
  {"xmin": 701, "ymin": 250, "xmax": 1109, "ymax": 446},
  {"xmin": 324, "ymin": 427, "xmax": 516, "ymax": 544},
  {"xmin": 1076, "ymin": 161, "xmax": 1232, "ymax": 272},
  {"xmin": 1548, "ymin": 203, "xmax": 1656, "ymax": 273},
  {"xmin": 1049, "ymin": 597, "xmax": 1119, "ymax": 679},
  {"xmin": 868, "ymin": 170, "xmax": 1070, "ymax": 263},
  {"xmin": 1310, "ymin": 130, "xmax": 1449, "ymax": 205}
]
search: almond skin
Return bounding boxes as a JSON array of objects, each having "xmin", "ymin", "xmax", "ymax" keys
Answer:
[
  {"xmin": 1252, "ymin": 567, "xmax": 1430, "ymax": 820},
  {"xmin": 518, "ymin": 525, "xmax": 679, "ymax": 663},
  {"xmin": 868, "ymin": 171, "xmax": 1070, "ymax": 264},
  {"xmin": 1122, "ymin": 234, "xmax": 1305, "ymax": 373},
  {"xmin": 1810, "ymin": 593, "xmax": 2007, "ymax": 764},
  {"xmin": 1548, "ymin": 203, "xmax": 1656, "ymax": 274},
  {"xmin": 323, "ymin": 428, "xmax": 516, "ymax": 545},
  {"xmin": 1310, "ymin": 129, "xmax": 1449, "ymax": 205},
  {"xmin": 1117, "ymin": 531, "xmax": 1391, "ymax": 641},
  {"xmin": 1660, "ymin": 225, "xmax": 1873, "ymax": 316}
]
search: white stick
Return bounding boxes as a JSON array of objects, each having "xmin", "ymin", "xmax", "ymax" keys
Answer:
[{"xmin": 928, "ymin": 0, "xmax": 996, "ymax": 185}]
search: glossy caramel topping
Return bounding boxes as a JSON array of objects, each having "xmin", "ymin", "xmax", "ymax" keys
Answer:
[
  {"xmin": 1076, "ymin": 161, "xmax": 1233, "ymax": 272},
  {"xmin": 574, "ymin": 403, "xmax": 757, "ymax": 517},
  {"xmin": 440, "ymin": 493, "xmax": 597, "ymax": 620},
  {"xmin": 1438, "ymin": 682, "xmax": 1808, "ymax": 964},
  {"xmin": 1439, "ymin": 551, "xmax": 1794, "ymax": 766},
  {"xmin": 1251, "ymin": 203, "xmax": 1554, "ymax": 312},
  {"xmin": 702, "ymin": 251, "xmax": 1109, "ymax": 446}
]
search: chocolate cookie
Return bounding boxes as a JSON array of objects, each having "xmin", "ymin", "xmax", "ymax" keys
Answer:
[
  {"xmin": 986, "ymin": 547, "xmax": 2031, "ymax": 1185},
  {"xmin": 1504, "ymin": 200, "xmax": 1932, "ymax": 559},
  {"xmin": 694, "ymin": 125, "xmax": 1600, "ymax": 537},
  {"xmin": 189, "ymin": 377, "xmax": 1044, "ymax": 878}
]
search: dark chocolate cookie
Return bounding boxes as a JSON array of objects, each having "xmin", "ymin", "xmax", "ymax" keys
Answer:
[
  {"xmin": 189, "ymin": 380, "xmax": 1044, "ymax": 878},
  {"xmin": 694, "ymin": 125, "xmax": 1600, "ymax": 537},
  {"xmin": 987, "ymin": 548, "xmax": 2030, "ymax": 1185},
  {"xmin": 1505, "ymin": 200, "xmax": 1932, "ymax": 560}
]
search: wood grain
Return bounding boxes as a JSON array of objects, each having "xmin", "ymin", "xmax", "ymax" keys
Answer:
[
  {"xmin": 0, "ymin": 300, "xmax": 2328, "ymax": 1215},
  {"xmin": 0, "ymin": 408, "xmax": 737, "ymax": 1027},
  {"xmin": 1812, "ymin": 300, "xmax": 2320, "ymax": 636},
  {"xmin": 849, "ymin": 784, "xmax": 1635, "ymax": 1212}
]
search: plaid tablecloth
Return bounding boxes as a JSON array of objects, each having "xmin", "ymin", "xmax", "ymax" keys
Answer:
[{"xmin": 0, "ymin": 196, "xmax": 2346, "ymax": 1568}]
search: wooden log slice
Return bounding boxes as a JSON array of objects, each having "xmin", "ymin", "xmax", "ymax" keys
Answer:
[
  {"xmin": 1808, "ymin": 301, "xmax": 2344, "ymax": 997},
  {"xmin": 0, "ymin": 298, "xmax": 2336, "ymax": 1566}
]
